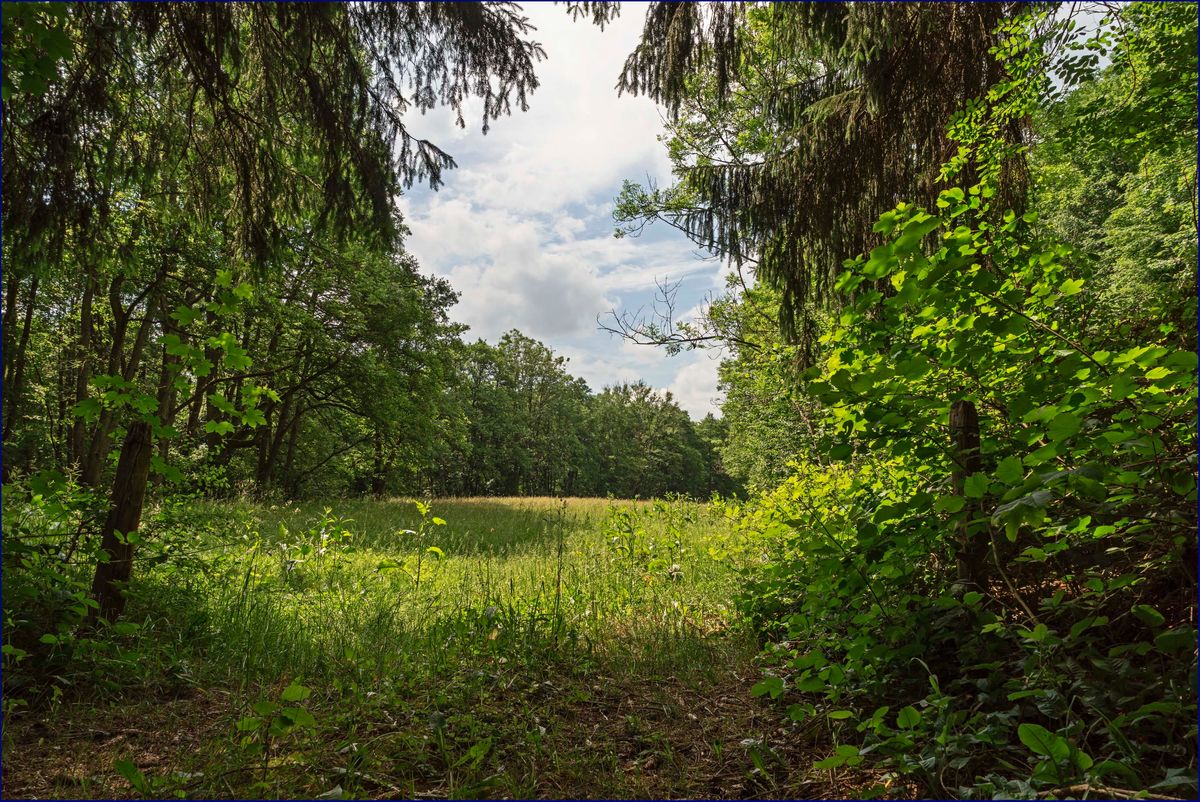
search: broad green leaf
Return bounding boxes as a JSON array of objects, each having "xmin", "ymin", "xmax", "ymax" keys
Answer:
[
  {"xmin": 896, "ymin": 706, "xmax": 921, "ymax": 729},
  {"xmin": 281, "ymin": 683, "xmax": 311, "ymax": 702},
  {"xmin": 1130, "ymin": 604, "xmax": 1165, "ymax": 628},
  {"xmin": 934, "ymin": 495, "xmax": 965, "ymax": 514},
  {"xmin": 963, "ymin": 472, "xmax": 989, "ymax": 499},
  {"xmin": 751, "ymin": 676, "xmax": 785, "ymax": 699},
  {"xmin": 1017, "ymin": 723, "xmax": 1070, "ymax": 761},
  {"xmin": 114, "ymin": 759, "xmax": 146, "ymax": 789},
  {"xmin": 281, "ymin": 707, "xmax": 316, "ymax": 727},
  {"xmin": 995, "ymin": 456, "xmax": 1024, "ymax": 484},
  {"xmin": 1047, "ymin": 412, "xmax": 1082, "ymax": 442}
]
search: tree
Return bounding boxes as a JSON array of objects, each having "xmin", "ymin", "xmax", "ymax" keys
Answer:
[
  {"xmin": 613, "ymin": 2, "xmax": 1027, "ymax": 356},
  {"xmin": 1, "ymin": 2, "xmax": 549, "ymax": 620}
]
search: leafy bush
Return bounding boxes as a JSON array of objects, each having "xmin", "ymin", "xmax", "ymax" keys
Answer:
[{"xmin": 736, "ymin": 7, "xmax": 1197, "ymax": 797}]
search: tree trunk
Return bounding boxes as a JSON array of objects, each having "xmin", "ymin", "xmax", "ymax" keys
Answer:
[
  {"xmin": 70, "ymin": 274, "xmax": 96, "ymax": 468},
  {"xmin": 89, "ymin": 420, "xmax": 153, "ymax": 622},
  {"xmin": 3, "ymin": 275, "xmax": 40, "ymax": 443},
  {"xmin": 153, "ymin": 341, "xmax": 179, "ymax": 486},
  {"xmin": 3, "ymin": 272, "xmax": 20, "ymax": 382},
  {"xmin": 950, "ymin": 399, "xmax": 988, "ymax": 589}
]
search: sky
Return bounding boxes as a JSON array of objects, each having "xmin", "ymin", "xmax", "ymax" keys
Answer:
[{"xmin": 397, "ymin": 2, "xmax": 726, "ymax": 419}]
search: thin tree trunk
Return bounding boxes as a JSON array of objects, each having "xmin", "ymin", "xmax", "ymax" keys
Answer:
[
  {"xmin": 153, "ymin": 339, "xmax": 179, "ymax": 485},
  {"xmin": 283, "ymin": 410, "xmax": 302, "ymax": 494},
  {"xmin": 82, "ymin": 280, "xmax": 156, "ymax": 486},
  {"xmin": 3, "ymin": 275, "xmax": 40, "ymax": 442},
  {"xmin": 951, "ymin": 399, "xmax": 987, "ymax": 589},
  {"xmin": 89, "ymin": 419, "xmax": 153, "ymax": 623},
  {"xmin": 70, "ymin": 274, "xmax": 96, "ymax": 468},
  {"xmin": 3, "ymin": 272, "xmax": 20, "ymax": 382}
]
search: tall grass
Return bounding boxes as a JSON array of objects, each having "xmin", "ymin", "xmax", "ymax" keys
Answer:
[
  {"xmin": 135, "ymin": 496, "xmax": 748, "ymax": 688},
  {"xmin": 4, "ymin": 494, "xmax": 759, "ymax": 798}
]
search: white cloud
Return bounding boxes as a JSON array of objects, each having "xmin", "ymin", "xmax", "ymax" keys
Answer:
[
  {"xmin": 397, "ymin": 2, "xmax": 727, "ymax": 420},
  {"xmin": 663, "ymin": 354, "xmax": 724, "ymax": 419}
]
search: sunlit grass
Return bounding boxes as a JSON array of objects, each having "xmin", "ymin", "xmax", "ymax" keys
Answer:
[
  {"xmin": 145, "ymin": 496, "xmax": 749, "ymax": 685},
  {"xmin": 10, "ymin": 496, "xmax": 764, "ymax": 799}
]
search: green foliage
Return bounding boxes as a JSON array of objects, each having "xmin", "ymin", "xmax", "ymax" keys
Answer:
[
  {"xmin": 428, "ymin": 332, "xmax": 730, "ymax": 499},
  {"xmin": 0, "ymin": 3, "xmax": 72, "ymax": 100},
  {"xmin": 729, "ymin": 5, "xmax": 1197, "ymax": 797}
]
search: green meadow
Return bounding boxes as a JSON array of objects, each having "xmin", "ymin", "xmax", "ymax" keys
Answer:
[{"xmin": 7, "ymin": 497, "xmax": 829, "ymax": 800}]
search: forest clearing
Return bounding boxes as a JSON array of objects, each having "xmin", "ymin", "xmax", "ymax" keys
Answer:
[
  {"xmin": 3, "ymin": 2, "xmax": 1196, "ymax": 800},
  {"xmin": 5, "ymin": 496, "xmax": 845, "ymax": 799}
]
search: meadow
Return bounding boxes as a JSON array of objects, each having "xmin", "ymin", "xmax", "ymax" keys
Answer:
[{"xmin": 4, "ymin": 496, "xmax": 843, "ymax": 799}]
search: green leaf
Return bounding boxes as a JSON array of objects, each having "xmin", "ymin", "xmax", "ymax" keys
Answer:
[
  {"xmin": 896, "ymin": 706, "xmax": 921, "ymax": 729},
  {"xmin": 995, "ymin": 456, "xmax": 1024, "ymax": 484},
  {"xmin": 1130, "ymin": 604, "xmax": 1165, "ymax": 628},
  {"xmin": 281, "ymin": 683, "xmax": 311, "ymax": 702},
  {"xmin": 828, "ymin": 443, "xmax": 853, "ymax": 461},
  {"xmin": 453, "ymin": 737, "xmax": 493, "ymax": 768},
  {"xmin": 114, "ymin": 759, "xmax": 146, "ymax": 789},
  {"xmin": 236, "ymin": 716, "xmax": 262, "ymax": 732},
  {"xmin": 751, "ymin": 676, "xmax": 784, "ymax": 699},
  {"xmin": 208, "ymin": 393, "xmax": 238, "ymax": 414},
  {"xmin": 170, "ymin": 305, "xmax": 202, "ymax": 327},
  {"xmin": 934, "ymin": 495, "xmax": 965, "ymax": 514},
  {"xmin": 1154, "ymin": 628, "xmax": 1195, "ymax": 653},
  {"xmin": 204, "ymin": 420, "xmax": 235, "ymax": 436},
  {"xmin": 1047, "ymin": 412, "xmax": 1082, "ymax": 442},
  {"xmin": 1059, "ymin": 277, "xmax": 1084, "ymax": 296},
  {"xmin": 281, "ymin": 707, "xmax": 316, "ymax": 727},
  {"xmin": 1068, "ymin": 616, "xmax": 1108, "ymax": 639},
  {"xmin": 72, "ymin": 397, "xmax": 103, "ymax": 420},
  {"xmin": 827, "ymin": 709, "xmax": 854, "ymax": 720},
  {"xmin": 1017, "ymin": 723, "xmax": 1070, "ymax": 761},
  {"xmin": 963, "ymin": 472, "xmax": 989, "ymax": 499}
]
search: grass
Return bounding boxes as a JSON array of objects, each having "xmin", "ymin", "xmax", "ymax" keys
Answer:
[
  {"xmin": 4, "ymin": 496, "xmax": 869, "ymax": 799},
  {"xmin": 188, "ymin": 495, "xmax": 747, "ymax": 682}
]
